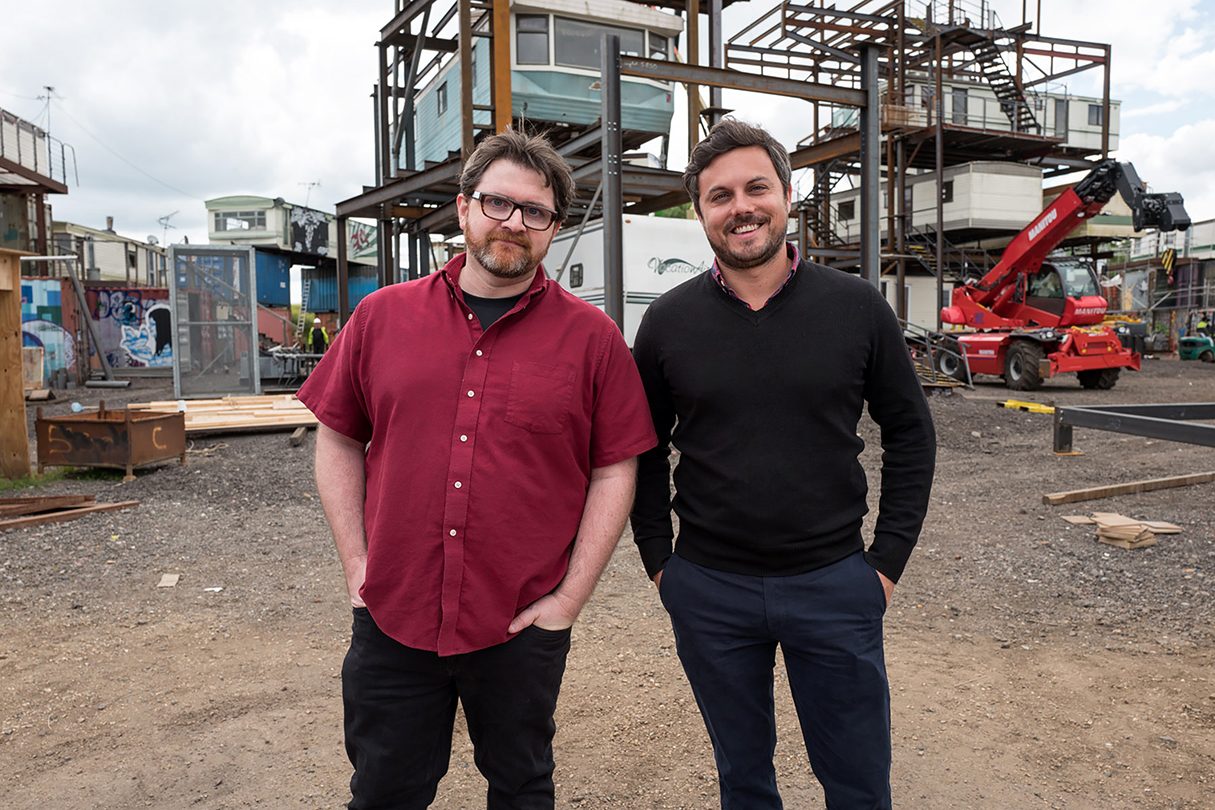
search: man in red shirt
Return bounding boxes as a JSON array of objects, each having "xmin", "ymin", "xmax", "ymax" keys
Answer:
[{"xmin": 298, "ymin": 130, "xmax": 655, "ymax": 809}]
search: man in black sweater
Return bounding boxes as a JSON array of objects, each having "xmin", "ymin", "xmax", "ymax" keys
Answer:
[{"xmin": 630, "ymin": 120, "xmax": 936, "ymax": 809}]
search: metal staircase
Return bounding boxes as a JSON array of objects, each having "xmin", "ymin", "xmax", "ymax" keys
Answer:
[
  {"xmin": 800, "ymin": 159, "xmax": 850, "ymax": 248},
  {"xmin": 965, "ymin": 35, "xmax": 1039, "ymax": 133}
]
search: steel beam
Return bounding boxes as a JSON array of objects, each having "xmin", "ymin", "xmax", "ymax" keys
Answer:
[
  {"xmin": 858, "ymin": 45, "xmax": 880, "ymax": 289},
  {"xmin": 1053, "ymin": 403, "xmax": 1215, "ymax": 453},
  {"xmin": 619, "ymin": 57, "xmax": 866, "ymax": 106},
  {"xmin": 601, "ymin": 35, "xmax": 624, "ymax": 332},
  {"xmin": 336, "ymin": 160, "xmax": 463, "ymax": 217},
  {"xmin": 492, "ymin": 0, "xmax": 512, "ymax": 132}
]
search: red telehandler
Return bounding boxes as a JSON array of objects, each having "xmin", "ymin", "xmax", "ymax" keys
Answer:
[{"xmin": 937, "ymin": 159, "xmax": 1190, "ymax": 390}]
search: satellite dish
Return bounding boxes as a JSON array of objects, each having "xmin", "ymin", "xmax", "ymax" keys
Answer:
[{"xmin": 147, "ymin": 235, "xmax": 159, "ymax": 245}]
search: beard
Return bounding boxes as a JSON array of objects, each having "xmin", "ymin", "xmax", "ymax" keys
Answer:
[
  {"xmin": 466, "ymin": 228, "xmax": 543, "ymax": 279},
  {"xmin": 707, "ymin": 212, "xmax": 786, "ymax": 272}
]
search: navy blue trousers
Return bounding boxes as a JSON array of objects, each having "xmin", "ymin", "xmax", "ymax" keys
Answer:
[
  {"xmin": 342, "ymin": 607, "xmax": 571, "ymax": 810},
  {"xmin": 660, "ymin": 551, "xmax": 892, "ymax": 810}
]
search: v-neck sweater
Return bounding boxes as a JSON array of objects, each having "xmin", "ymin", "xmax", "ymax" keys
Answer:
[{"xmin": 630, "ymin": 258, "xmax": 937, "ymax": 582}]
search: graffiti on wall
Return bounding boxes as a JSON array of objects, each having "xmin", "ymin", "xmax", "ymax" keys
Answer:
[
  {"xmin": 88, "ymin": 288, "xmax": 173, "ymax": 369},
  {"xmin": 20, "ymin": 279, "xmax": 77, "ymax": 384},
  {"xmin": 347, "ymin": 220, "xmax": 378, "ymax": 262},
  {"xmin": 290, "ymin": 207, "xmax": 329, "ymax": 256}
]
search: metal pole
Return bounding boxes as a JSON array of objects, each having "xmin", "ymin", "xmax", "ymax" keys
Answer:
[
  {"xmin": 935, "ymin": 33, "xmax": 945, "ymax": 331},
  {"xmin": 338, "ymin": 215, "xmax": 351, "ymax": 325},
  {"xmin": 708, "ymin": 0, "xmax": 724, "ymax": 126},
  {"xmin": 601, "ymin": 34, "xmax": 625, "ymax": 332},
  {"xmin": 459, "ymin": 0, "xmax": 475, "ymax": 159},
  {"xmin": 687, "ymin": 0, "xmax": 701, "ymax": 151},
  {"xmin": 895, "ymin": 139, "xmax": 907, "ymax": 322},
  {"xmin": 859, "ymin": 45, "xmax": 880, "ymax": 289},
  {"xmin": 1101, "ymin": 46, "xmax": 1111, "ymax": 158}
]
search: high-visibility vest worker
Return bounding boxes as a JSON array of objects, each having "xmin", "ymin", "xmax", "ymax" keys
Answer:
[{"xmin": 308, "ymin": 317, "xmax": 330, "ymax": 355}]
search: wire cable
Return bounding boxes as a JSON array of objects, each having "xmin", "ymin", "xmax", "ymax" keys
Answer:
[{"xmin": 50, "ymin": 100, "xmax": 204, "ymax": 201}]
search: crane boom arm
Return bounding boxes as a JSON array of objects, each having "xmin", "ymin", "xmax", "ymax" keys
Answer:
[{"xmin": 954, "ymin": 159, "xmax": 1190, "ymax": 313}]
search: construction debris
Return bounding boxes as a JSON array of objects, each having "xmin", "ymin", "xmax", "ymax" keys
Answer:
[
  {"xmin": 128, "ymin": 395, "xmax": 318, "ymax": 435},
  {"xmin": 0, "ymin": 496, "xmax": 140, "ymax": 532},
  {"xmin": 157, "ymin": 573, "xmax": 180, "ymax": 588},
  {"xmin": 999, "ymin": 400, "xmax": 1055, "ymax": 414},
  {"xmin": 1061, "ymin": 512, "xmax": 1183, "ymax": 550},
  {"xmin": 289, "ymin": 426, "xmax": 309, "ymax": 447}
]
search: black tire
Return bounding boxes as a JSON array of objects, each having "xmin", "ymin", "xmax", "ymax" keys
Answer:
[
  {"xmin": 1201, "ymin": 350, "xmax": 1215, "ymax": 363},
  {"xmin": 935, "ymin": 349, "xmax": 966, "ymax": 381},
  {"xmin": 1004, "ymin": 341, "xmax": 1044, "ymax": 391},
  {"xmin": 1077, "ymin": 368, "xmax": 1121, "ymax": 390}
]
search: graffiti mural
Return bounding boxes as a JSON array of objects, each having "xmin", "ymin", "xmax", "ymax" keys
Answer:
[
  {"xmin": 290, "ymin": 206, "xmax": 329, "ymax": 256},
  {"xmin": 20, "ymin": 279, "xmax": 77, "ymax": 384},
  {"xmin": 88, "ymin": 288, "xmax": 173, "ymax": 369},
  {"xmin": 347, "ymin": 220, "xmax": 378, "ymax": 262}
]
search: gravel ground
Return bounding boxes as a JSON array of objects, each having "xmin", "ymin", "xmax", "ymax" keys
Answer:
[{"xmin": 1, "ymin": 358, "xmax": 1213, "ymax": 809}]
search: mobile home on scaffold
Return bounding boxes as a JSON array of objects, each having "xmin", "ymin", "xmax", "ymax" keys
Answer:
[{"xmin": 409, "ymin": 0, "xmax": 684, "ymax": 167}]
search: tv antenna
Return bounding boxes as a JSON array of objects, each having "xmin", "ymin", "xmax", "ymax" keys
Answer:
[
  {"xmin": 158, "ymin": 211, "xmax": 179, "ymax": 246},
  {"xmin": 299, "ymin": 180, "xmax": 321, "ymax": 207},
  {"xmin": 35, "ymin": 85, "xmax": 59, "ymax": 135}
]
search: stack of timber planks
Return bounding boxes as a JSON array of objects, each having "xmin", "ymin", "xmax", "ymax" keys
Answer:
[
  {"xmin": 1061, "ymin": 513, "xmax": 1183, "ymax": 550},
  {"xmin": 128, "ymin": 395, "xmax": 317, "ymax": 435}
]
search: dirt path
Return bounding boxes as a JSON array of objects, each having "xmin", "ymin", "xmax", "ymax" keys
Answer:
[{"xmin": 2, "ymin": 359, "xmax": 1213, "ymax": 808}]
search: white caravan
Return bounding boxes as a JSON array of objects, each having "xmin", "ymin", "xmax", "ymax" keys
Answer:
[{"xmin": 549, "ymin": 215, "xmax": 714, "ymax": 344}]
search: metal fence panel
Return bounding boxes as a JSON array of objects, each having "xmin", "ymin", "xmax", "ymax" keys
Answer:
[{"xmin": 169, "ymin": 245, "xmax": 260, "ymax": 399}]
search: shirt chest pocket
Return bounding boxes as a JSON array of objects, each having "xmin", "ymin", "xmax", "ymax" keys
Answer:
[{"xmin": 504, "ymin": 361, "xmax": 576, "ymax": 434}]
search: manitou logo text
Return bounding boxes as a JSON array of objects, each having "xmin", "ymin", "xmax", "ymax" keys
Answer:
[{"xmin": 1028, "ymin": 209, "xmax": 1058, "ymax": 241}]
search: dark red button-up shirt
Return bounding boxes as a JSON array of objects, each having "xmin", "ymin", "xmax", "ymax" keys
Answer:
[{"xmin": 298, "ymin": 254, "xmax": 656, "ymax": 655}]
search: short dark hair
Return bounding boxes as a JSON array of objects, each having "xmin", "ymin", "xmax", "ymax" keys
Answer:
[
  {"xmin": 683, "ymin": 119, "xmax": 792, "ymax": 214},
  {"xmin": 459, "ymin": 129, "xmax": 576, "ymax": 221}
]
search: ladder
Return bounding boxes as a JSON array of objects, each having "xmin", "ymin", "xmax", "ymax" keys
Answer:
[{"xmin": 294, "ymin": 278, "xmax": 312, "ymax": 344}]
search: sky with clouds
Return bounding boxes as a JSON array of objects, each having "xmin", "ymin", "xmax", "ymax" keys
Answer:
[{"xmin": 3, "ymin": 0, "xmax": 1214, "ymax": 248}]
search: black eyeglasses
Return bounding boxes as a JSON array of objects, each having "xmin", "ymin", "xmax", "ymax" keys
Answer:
[{"xmin": 471, "ymin": 191, "xmax": 559, "ymax": 231}]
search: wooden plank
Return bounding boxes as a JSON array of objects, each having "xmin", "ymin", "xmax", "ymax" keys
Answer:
[
  {"xmin": 22, "ymin": 347, "xmax": 44, "ymax": 390},
  {"xmin": 0, "ymin": 248, "xmax": 31, "ymax": 478},
  {"xmin": 0, "ymin": 500, "xmax": 139, "ymax": 531},
  {"xmin": 1043, "ymin": 471, "xmax": 1215, "ymax": 505},
  {"xmin": 289, "ymin": 426, "xmax": 308, "ymax": 447},
  {"xmin": 0, "ymin": 494, "xmax": 95, "ymax": 517}
]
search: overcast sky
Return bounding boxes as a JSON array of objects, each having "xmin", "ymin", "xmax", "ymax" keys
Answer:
[{"xmin": 4, "ymin": 0, "xmax": 1214, "ymax": 248}]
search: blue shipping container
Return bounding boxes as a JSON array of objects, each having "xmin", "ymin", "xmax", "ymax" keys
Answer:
[
  {"xmin": 303, "ymin": 267, "xmax": 378, "ymax": 313},
  {"xmin": 255, "ymin": 250, "xmax": 292, "ymax": 307}
]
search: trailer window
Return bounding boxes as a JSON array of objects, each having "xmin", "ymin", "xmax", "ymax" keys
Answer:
[
  {"xmin": 838, "ymin": 200, "xmax": 855, "ymax": 221},
  {"xmin": 1087, "ymin": 104, "xmax": 1104, "ymax": 127},
  {"xmin": 517, "ymin": 15, "xmax": 549, "ymax": 65},
  {"xmin": 570, "ymin": 263, "xmax": 584, "ymax": 288},
  {"xmin": 649, "ymin": 32, "xmax": 669, "ymax": 60},
  {"xmin": 554, "ymin": 17, "xmax": 644, "ymax": 69},
  {"xmin": 214, "ymin": 211, "xmax": 266, "ymax": 232},
  {"xmin": 437, "ymin": 82, "xmax": 448, "ymax": 116}
]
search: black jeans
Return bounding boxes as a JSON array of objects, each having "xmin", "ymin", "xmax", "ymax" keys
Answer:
[{"xmin": 342, "ymin": 607, "xmax": 571, "ymax": 810}]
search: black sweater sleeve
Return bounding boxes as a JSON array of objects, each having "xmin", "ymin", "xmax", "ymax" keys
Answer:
[
  {"xmin": 629, "ymin": 305, "xmax": 677, "ymax": 579},
  {"xmin": 861, "ymin": 285, "xmax": 937, "ymax": 583}
]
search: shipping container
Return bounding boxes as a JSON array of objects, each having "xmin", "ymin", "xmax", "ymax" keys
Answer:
[
  {"xmin": 255, "ymin": 250, "xmax": 292, "ymax": 307},
  {"xmin": 302, "ymin": 266, "xmax": 378, "ymax": 313}
]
